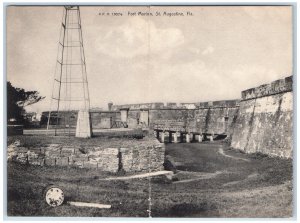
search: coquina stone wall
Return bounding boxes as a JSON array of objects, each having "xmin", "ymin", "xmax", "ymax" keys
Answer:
[
  {"xmin": 7, "ymin": 140, "xmax": 165, "ymax": 173},
  {"xmin": 116, "ymin": 101, "xmax": 240, "ymax": 135},
  {"xmin": 193, "ymin": 105, "xmax": 239, "ymax": 135},
  {"xmin": 40, "ymin": 101, "xmax": 240, "ymax": 136},
  {"xmin": 231, "ymin": 76, "xmax": 293, "ymax": 158}
]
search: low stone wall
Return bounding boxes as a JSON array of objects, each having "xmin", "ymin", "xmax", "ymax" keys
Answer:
[
  {"xmin": 120, "ymin": 145, "xmax": 165, "ymax": 172},
  {"xmin": 7, "ymin": 140, "xmax": 165, "ymax": 173}
]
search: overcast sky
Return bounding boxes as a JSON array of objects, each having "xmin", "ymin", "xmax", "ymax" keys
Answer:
[{"xmin": 7, "ymin": 6, "xmax": 293, "ymax": 113}]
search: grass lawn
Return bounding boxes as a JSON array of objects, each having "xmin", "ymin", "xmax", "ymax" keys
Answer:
[
  {"xmin": 7, "ymin": 128, "xmax": 154, "ymax": 149},
  {"xmin": 6, "ymin": 139, "xmax": 293, "ymax": 217}
]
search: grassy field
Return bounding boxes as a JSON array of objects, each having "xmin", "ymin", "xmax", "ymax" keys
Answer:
[
  {"xmin": 6, "ymin": 139, "xmax": 293, "ymax": 218},
  {"xmin": 7, "ymin": 128, "xmax": 154, "ymax": 150}
]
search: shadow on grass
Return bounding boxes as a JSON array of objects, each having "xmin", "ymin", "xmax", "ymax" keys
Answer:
[{"xmin": 153, "ymin": 201, "xmax": 218, "ymax": 217}]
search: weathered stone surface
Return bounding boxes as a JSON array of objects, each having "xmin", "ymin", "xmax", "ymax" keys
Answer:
[
  {"xmin": 89, "ymin": 148, "xmax": 119, "ymax": 156},
  {"xmin": 241, "ymin": 76, "xmax": 292, "ymax": 100},
  {"xmin": 121, "ymin": 145, "xmax": 165, "ymax": 172},
  {"xmin": 47, "ymin": 144, "xmax": 62, "ymax": 149},
  {"xmin": 28, "ymin": 158, "xmax": 45, "ymax": 166},
  {"xmin": 29, "ymin": 147, "xmax": 42, "ymax": 154},
  {"xmin": 45, "ymin": 157, "xmax": 56, "ymax": 166},
  {"xmin": 83, "ymin": 161, "xmax": 98, "ymax": 169},
  {"xmin": 16, "ymin": 147, "xmax": 28, "ymax": 153},
  {"xmin": 9, "ymin": 138, "xmax": 165, "ymax": 172},
  {"xmin": 71, "ymin": 156, "xmax": 88, "ymax": 162},
  {"xmin": 72, "ymin": 160, "xmax": 84, "ymax": 168},
  {"xmin": 86, "ymin": 147, "xmax": 120, "ymax": 172},
  {"xmin": 7, "ymin": 144, "xmax": 18, "ymax": 161},
  {"xmin": 56, "ymin": 157, "xmax": 69, "ymax": 166},
  {"xmin": 17, "ymin": 152, "xmax": 28, "ymax": 158},
  {"xmin": 45, "ymin": 150, "xmax": 61, "ymax": 158},
  {"xmin": 231, "ymin": 90, "xmax": 292, "ymax": 158},
  {"xmin": 27, "ymin": 151, "xmax": 39, "ymax": 159},
  {"xmin": 61, "ymin": 147, "xmax": 75, "ymax": 156},
  {"xmin": 15, "ymin": 152, "xmax": 28, "ymax": 164}
]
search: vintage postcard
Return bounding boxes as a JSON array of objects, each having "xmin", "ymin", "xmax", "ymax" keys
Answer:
[{"xmin": 5, "ymin": 4, "xmax": 294, "ymax": 218}]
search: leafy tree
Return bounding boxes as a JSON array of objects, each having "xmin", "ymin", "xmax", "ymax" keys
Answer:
[{"xmin": 7, "ymin": 82, "xmax": 45, "ymax": 123}]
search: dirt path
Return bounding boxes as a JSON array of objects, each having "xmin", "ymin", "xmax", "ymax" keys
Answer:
[
  {"xmin": 103, "ymin": 170, "xmax": 173, "ymax": 181},
  {"xmin": 218, "ymin": 147, "xmax": 250, "ymax": 162},
  {"xmin": 173, "ymin": 171, "xmax": 224, "ymax": 184}
]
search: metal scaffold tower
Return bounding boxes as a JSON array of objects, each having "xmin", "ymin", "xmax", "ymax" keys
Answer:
[{"xmin": 47, "ymin": 6, "xmax": 91, "ymax": 137}]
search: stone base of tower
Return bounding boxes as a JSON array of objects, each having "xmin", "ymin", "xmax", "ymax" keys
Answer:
[{"xmin": 76, "ymin": 110, "xmax": 92, "ymax": 138}]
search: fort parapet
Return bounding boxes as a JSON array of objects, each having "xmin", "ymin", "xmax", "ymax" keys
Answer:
[{"xmin": 241, "ymin": 76, "xmax": 292, "ymax": 100}]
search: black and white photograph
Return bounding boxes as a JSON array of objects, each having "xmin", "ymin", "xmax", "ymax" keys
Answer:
[{"xmin": 3, "ymin": 1, "xmax": 296, "ymax": 219}]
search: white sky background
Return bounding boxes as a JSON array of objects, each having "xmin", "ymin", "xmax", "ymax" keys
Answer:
[{"xmin": 6, "ymin": 6, "xmax": 293, "ymax": 113}]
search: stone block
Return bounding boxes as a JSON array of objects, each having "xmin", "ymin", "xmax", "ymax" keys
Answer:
[
  {"xmin": 29, "ymin": 147, "xmax": 42, "ymax": 154},
  {"xmin": 29, "ymin": 158, "xmax": 45, "ymax": 166},
  {"xmin": 45, "ymin": 150, "xmax": 61, "ymax": 157},
  {"xmin": 83, "ymin": 161, "xmax": 98, "ymax": 169},
  {"xmin": 74, "ymin": 148, "xmax": 83, "ymax": 154},
  {"xmin": 60, "ymin": 152, "xmax": 72, "ymax": 157},
  {"xmin": 7, "ymin": 150, "xmax": 18, "ymax": 161},
  {"xmin": 61, "ymin": 147, "xmax": 75, "ymax": 156},
  {"xmin": 45, "ymin": 157, "xmax": 56, "ymax": 166},
  {"xmin": 73, "ymin": 160, "xmax": 84, "ymax": 168},
  {"xmin": 61, "ymin": 146, "xmax": 75, "ymax": 151},
  {"xmin": 76, "ymin": 153, "xmax": 89, "ymax": 158},
  {"xmin": 119, "ymin": 147, "xmax": 129, "ymax": 153},
  {"xmin": 17, "ymin": 147, "xmax": 28, "ymax": 153},
  {"xmin": 27, "ymin": 151, "xmax": 39, "ymax": 159},
  {"xmin": 93, "ymin": 147, "xmax": 105, "ymax": 152},
  {"xmin": 45, "ymin": 146, "xmax": 61, "ymax": 152},
  {"xmin": 61, "ymin": 150, "xmax": 74, "ymax": 157},
  {"xmin": 17, "ymin": 152, "xmax": 28, "ymax": 159},
  {"xmin": 16, "ymin": 157, "xmax": 28, "ymax": 164},
  {"xmin": 101, "ymin": 148, "xmax": 119, "ymax": 155},
  {"xmin": 56, "ymin": 157, "xmax": 69, "ymax": 166},
  {"xmin": 72, "ymin": 156, "xmax": 88, "ymax": 162},
  {"xmin": 47, "ymin": 144, "xmax": 62, "ymax": 149},
  {"xmin": 88, "ymin": 148, "xmax": 119, "ymax": 159}
]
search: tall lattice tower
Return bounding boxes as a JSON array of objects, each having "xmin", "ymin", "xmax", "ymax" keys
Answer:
[{"xmin": 47, "ymin": 6, "xmax": 91, "ymax": 137}]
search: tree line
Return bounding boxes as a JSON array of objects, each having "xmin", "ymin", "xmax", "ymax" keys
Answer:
[{"xmin": 7, "ymin": 81, "xmax": 45, "ymax": 124}]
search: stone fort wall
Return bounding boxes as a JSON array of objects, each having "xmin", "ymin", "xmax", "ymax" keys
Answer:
[
  {"xmin": 231, "ymin": 76, "xmax": 293, "ymax": 158},
  {"xmin": 110, "ymin": 76, "xmax": 293, "ymax": 158},
  {"xmin": 110, "ymin": 100, "xmax": 240, "ymax": 136},
  {"xmin": 41, "ymin": 100, "xmax": 240, "ymax": 136}
]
